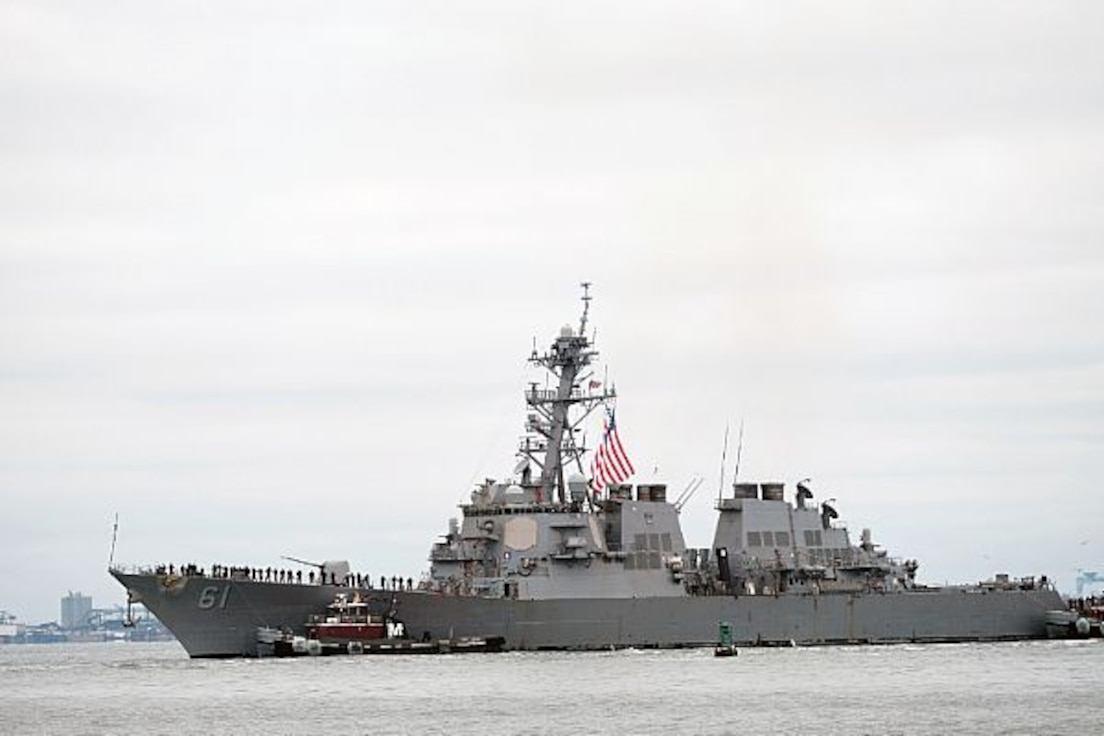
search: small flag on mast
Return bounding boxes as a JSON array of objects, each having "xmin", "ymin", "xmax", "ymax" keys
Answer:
[{"xmin": 591, "ymin": 408, "xmax": 635, "ymax": 490}]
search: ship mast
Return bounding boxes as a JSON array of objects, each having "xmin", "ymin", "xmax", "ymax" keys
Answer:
[{"xmin": 522, "ymin": 283, "xmax": 614, "ymax": 504}]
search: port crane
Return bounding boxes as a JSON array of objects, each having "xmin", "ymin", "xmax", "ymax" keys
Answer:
[{"xmin": 1075, "ymin": 570, "xmax": 1103, "ymax": 597}]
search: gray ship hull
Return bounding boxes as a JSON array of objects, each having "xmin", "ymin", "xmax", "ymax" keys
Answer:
[
  {"xmin": 391, "ymin": 587, "xmax": 1061, "ymax": 648},
  {"xmin": 113, "ymin": 570, "xmax": 1062, "ymax": 657},
  {"xmin": 113, "ymin": 571, "xmax": 351, "ymax": 657}
]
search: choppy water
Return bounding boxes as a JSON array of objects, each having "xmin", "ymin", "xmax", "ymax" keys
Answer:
[{"xmin": 1, "ymin": 640, "xmax": 1100, "ymax": 735}]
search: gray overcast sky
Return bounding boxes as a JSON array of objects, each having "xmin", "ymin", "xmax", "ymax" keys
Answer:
[{"xmin": 2, "ymin": 1, "xmax": 1103, "ymax": 623}]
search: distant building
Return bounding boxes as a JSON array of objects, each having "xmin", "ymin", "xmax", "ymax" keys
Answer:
[
  {"xmin": 1, "ymin": 610, "xmax": 24, "ymax": 643},
  {"xmin": 61, "ymin": 591, "xmax": 93, "ymax": 630},
  {"xmin": 2, "ymin": 601, "xmax": 173, "ymax": 645}
]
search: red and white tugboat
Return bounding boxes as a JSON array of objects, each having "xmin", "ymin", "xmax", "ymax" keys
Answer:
[
  {"xmin": 256, "ymin": 593, "xmax": 504, "ymax": 656},
  {"xmin": 306, "ymin": 592, "xmax": 386, "ymax": 652}
]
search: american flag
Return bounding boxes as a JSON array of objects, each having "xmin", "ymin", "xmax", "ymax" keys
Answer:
[{"xmin": 590, "ymin": 409, "xmax": 635, "ymax": 490}]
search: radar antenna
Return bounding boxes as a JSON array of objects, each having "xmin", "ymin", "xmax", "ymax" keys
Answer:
[
  {"xmin": 579, "ymin": 281, "xmax": 592, "ymax": 336},
  {"xmin": 796, "ymin": 478, "xmax": 813, "ymax": 509},
  {"xmin": 521, "ymin": 283, "xmax": 614, "ymax": 503}
]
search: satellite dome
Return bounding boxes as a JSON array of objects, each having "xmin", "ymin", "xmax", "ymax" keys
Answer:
[{"xmin": 560, "ymin": 324, "xmax": 574, "ymax": 338}]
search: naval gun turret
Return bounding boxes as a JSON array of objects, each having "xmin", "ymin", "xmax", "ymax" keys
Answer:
[{"xmin": 282, "ymin": 556, "xmax": 351, "ymax": 585}]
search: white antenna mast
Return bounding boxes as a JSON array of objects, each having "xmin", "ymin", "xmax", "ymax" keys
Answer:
[
  {"xmin": 717, "ymin": 423, "xmax": 729, "ymax": 505},
  {"xmin": 579, "ymin": 281, "xmax": 592, "ymax": 335},
  {"xmin": 732, "ymin": 420, "xmax": 745, "ymax": 484}
]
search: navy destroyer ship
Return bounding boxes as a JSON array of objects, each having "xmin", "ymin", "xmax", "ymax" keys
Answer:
[{"xmin": 111, "ymin": 285, "xmax": 1062, "ymax": 657}]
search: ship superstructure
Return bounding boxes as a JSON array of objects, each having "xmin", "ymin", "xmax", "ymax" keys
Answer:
[
  {"xmin": 427, "ymin": 284, "xmax": 690, "ymax": 601},
  {"xmin": 425, "ymin": 286, "xmax": 918, "ymax": 604}
]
